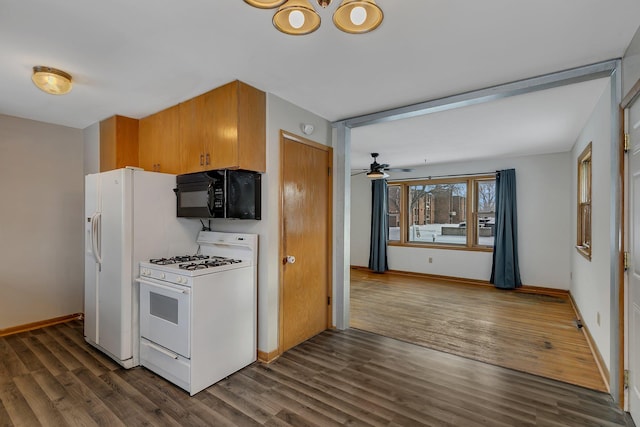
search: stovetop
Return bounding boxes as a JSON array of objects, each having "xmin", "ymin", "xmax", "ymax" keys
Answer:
[
  {"xmin": 140, "ymin": 254, "xmax": 250, "ymax": 278},
  {"xmin": 141, "ymin": 231, "xmax": 257, "ymax": 280}
]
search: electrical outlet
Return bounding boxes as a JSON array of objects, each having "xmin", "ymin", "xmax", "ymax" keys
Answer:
[
  {"xmin": 597, "ymin": 312, "xmax": 600, "ymax": 326},
  {"xmin": 428, "ymin": 257, "xmax": 433, "ymax": 264}
]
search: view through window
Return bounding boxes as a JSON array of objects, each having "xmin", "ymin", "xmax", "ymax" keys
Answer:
[{"xmin": 387, "ymin": 176, "xmax": 496, "ymax": 249}]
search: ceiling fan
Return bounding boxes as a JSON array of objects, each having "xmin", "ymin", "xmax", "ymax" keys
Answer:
[{"xmin": 352, "ymin": 153, "xmax": 414, "ymax": 179}]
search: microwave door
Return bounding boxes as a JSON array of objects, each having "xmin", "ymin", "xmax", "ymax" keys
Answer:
[{"xmin": 175, "ymin": 182, "xmax": 211, "ymax": 218}]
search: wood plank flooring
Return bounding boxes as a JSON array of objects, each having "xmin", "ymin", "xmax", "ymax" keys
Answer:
[
  {"xmin": 0, "ymin": 320, "xmax": 632, "ymax": 426},
  {"xmin": 350, "ymin": 268, "xmax": 607, "ymax": 392}
]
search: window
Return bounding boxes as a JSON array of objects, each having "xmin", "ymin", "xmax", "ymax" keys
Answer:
[
  {"xmin": 387, "ymin": 176, "xmax": 495, "ymax": 250},
  {"xmin": 577, "ymin": 143, "xmax": 592, "ymax": 260},
  {"xmin": 387, "ymin": 184, "xmax": 401, "ymax": 242},
  {"xmin": 476, "ymin": 179, "xmax": 496, "ymax": 247}
]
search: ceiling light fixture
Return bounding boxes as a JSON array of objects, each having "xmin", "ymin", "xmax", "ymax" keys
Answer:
[
  {"xmin": 245, "ymin": 0, "xmax": 383, "ymax": 36},
  {"xmin": 32, "ymin": 66, "xmax": 72, "ymax": 95}
]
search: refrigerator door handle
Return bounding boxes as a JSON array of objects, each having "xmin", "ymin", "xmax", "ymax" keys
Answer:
[{"xmin": 91, "ymin": 213, "xmax": 103, "ymax": 267}]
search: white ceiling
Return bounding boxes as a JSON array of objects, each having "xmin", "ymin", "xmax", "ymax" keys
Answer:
[
  {"xmin": 350, "ymin": 78, "xmax": 610, "ymax": 170},
  {"xmin": 1, "ymin": 0, "xmax": 639, "ymax": 168}
]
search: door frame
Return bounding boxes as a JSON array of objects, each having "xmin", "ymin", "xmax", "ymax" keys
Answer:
[
  {"xmin": 623, "ymin": 79, "xmax": 640, "ymax": 411},
  {"xmin": 278, "ymin": 130, "xmax": 334, "ymax": 356}
]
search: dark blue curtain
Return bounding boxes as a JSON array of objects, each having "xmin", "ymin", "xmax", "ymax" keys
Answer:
[
  {"xmin": 490, "ymin": 169, "xmax": 522, "ymax": 289},
  {"xmin": 368, "ymin": 179, "xmax": 388, "ymax": 273}
]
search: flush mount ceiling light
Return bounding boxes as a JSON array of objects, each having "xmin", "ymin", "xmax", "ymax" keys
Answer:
[
  {"xmin": 245, "ymin": 0, "xmax": 383, "ymax": 35},
  {"xmin": 32, "ymin": 66, "xmax": 72, "ymax": 95}
]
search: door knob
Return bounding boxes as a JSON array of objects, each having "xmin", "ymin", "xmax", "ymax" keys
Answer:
[{"xmin": 283, "ymin": 255, "xmax": 296, "ymax": 265}]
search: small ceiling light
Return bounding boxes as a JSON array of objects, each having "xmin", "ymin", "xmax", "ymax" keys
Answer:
[
  {"xmin": 366, "ymin": 170, "xmax": 389, "ymax": 179},
  {"xmin": 32, "ymin": 66, "xmax": 72, "ymax": 95},
  {"xmin": 243, "ymin": 0, "xmax": 287, "ymax": 8},
  {"xmin": 333, "ymin": 0, "xmax": 383, "ymax": 34},
  {"xmin": 273, "ymin": 0, "xmax": 321, "ymax": 35}
]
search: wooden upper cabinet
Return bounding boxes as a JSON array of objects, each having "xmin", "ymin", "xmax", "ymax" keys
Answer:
[
  {"xmin": 100, "ymin": 115, "xmax": 139, "ymax": 172},
  {"xmin": 138, "ymin": 105, "xmax": 182, "ymax": 174},
  {"xmin": 180, "ymin": 80, "xmax": 266, "ymax": 174}
]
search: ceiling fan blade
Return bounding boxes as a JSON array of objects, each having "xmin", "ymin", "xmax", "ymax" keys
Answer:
[
  {"xmin": 385, "ymin": 167, "xmax": 414, "ymax": 172},
  {"xmin": 350, "ymin": 170, "xmax": 369, "ymax": 176}
]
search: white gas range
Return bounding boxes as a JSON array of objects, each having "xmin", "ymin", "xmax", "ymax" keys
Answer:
[{"xmin": 136, "ymin": 231, "xmax": 257, "ymax": 396}]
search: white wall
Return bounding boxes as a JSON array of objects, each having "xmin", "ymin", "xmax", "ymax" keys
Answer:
[
  {"xmin": 197, "ymin": 93, "xmax": 332, "ymax": 353},
  {"xmin": 0, "ymin": 115, "xmax": 85, "ymax": 329},
  {"xmin": 570, "ymin": 80, "xmax": 613, "ymax": 370},
  {"xmin": 351, "ymin": 152, "xmax": 572, "ymax": 289},
  {"xmin": 83, "ymin": 122, "xmax": 100, "ymax": 175},
  {"xmin": 623, "ymin": 25, "xmax": 640, "ymax": 98}
]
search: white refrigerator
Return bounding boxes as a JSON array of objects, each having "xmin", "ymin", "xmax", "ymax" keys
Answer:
[{"xmin": 84, "ymin": 167, "xmax": 200, "ymax": 368}]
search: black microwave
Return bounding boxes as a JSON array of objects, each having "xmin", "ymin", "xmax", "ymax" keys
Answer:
[{"xmin": 174, "ymin": 169, "xmax": 261, "ymax": 219}]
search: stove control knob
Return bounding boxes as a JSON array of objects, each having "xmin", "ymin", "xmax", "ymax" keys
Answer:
[
  {"xmin": 177, "ymin": 277, "xmax": 184, "ymax": 284},
  {"xmin": 161, "ymin": 273, "xmax": 166, "ymax": 279}
]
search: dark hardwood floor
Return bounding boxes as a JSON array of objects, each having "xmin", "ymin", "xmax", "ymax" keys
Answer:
[
  {"xmin": 0, "ymin": 320, "xmax": 633, "ymax": 426},
  {"xmin": 350, "ymin": 268, "xmax": 607, "ymax": 393}
]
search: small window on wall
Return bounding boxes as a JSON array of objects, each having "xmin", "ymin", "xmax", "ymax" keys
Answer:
[
  {"xmin": 387, "ymin": 184, "xmax": 402, "ymax": 242},
  {"xmin": 577, "ymin": 142, "xmax": 592, "ymax": 260}
]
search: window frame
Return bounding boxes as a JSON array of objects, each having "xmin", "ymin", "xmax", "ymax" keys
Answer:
[
  {"xmin": 387, "ymin": 174, "xmax": 496, "ymax": 252},
  {"xmin": 576, "ymin": 142, "xmax": 592, "ymax": 260}
]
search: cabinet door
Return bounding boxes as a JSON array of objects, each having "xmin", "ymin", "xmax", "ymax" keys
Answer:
[
  {"xmin": 205, "ymin": 81, "xmax": 238, "ymax": 170},
  {"xmin": 180, "ymin": 95, "xmax": 207, "ymax": 173},
  {"xmin": 139, "ymin": 105, "xmax": 181, "ymax": 173},
  {"xmin": 237, "ymin": 81, "xmax": 266, "ymax": 172},
  {"xmin": 100, "ymin": 115, "xmax": 139, "ymax": 172}
]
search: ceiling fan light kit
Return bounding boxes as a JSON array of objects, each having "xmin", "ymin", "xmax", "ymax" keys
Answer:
[
  {"xmin": 366, "ymin": 170, "xmax": 388, "ymax": 179},
  {"xmin": 333, "ymin": 0, "xmax": 383, "ymax": 34},
  {"xmin": 244, "ymin": 0, "xmax": 287, "ymax": 8},
  {"xmin": 245, "ymin": 0, "xmax": 383, "ymax": 35},
  {"xmin": 273, "ymin": 0, "xmax": 321, "ymax": 35},
  {"xmin": 31, "ymin": 66, "xmax": 72, "ymax": 95}
]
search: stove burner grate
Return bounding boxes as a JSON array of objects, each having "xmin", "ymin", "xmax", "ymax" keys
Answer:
[
  {"xmin": 150, "ymin": 255, "xmax": 209, "ymax": 265},
  {"xmin": 179, "ymin": 262, "xmax": 209, "ymax": 271},
  {"xmin": 176, "ymin": 256, "xmax": 244, "ymax": 270}
]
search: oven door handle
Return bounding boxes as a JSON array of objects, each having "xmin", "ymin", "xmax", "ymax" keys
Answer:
[
  {"xmin": 145, "ymin": 341, "xmax": 179, "ymax": 360},
  {"xmin": 136, "ymin": 278, "xmax": 190, "ymax": 295}
]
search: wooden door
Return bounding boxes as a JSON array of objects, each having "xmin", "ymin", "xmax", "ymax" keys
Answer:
[
  {"xmin": 280, "ymin": 132, "xmax": 332, "ymax": 352},
  {"xmin": 629, "ymin": 97, "xmax": 640, "ymax": 423}
]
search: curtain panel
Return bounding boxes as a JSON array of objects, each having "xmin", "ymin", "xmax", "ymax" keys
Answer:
[
  {"xmin": 368, "ymin": 178, "xmax": 389, "ymax": 273},
  {"xmin": 490, "ymin": 168, "xmax": 522, "ymax": 289}
]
